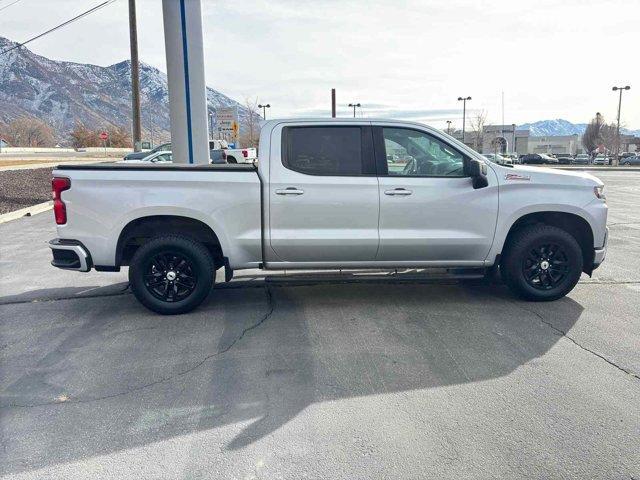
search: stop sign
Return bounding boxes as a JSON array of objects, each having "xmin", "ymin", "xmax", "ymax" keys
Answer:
[{"xmin": 99, "ymin": 132, "xmax": 108, "ymax": 140}]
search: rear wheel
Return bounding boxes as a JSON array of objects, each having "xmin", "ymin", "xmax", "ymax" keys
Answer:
[
  {"xmin": 129, "ymin": 235, "xmax": 215, "ymax": 315},
  {"xmin": 502, "ymin": 224, "xmax": 583, "ymax": 301}
]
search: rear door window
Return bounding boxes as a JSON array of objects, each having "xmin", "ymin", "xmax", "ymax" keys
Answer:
[{"xmin": 282, "ymin": 126, "xmax": 373, "ymax": 175}]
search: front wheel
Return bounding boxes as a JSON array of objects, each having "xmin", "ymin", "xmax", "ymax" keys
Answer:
[
  {"xmin": 501, "ymin": 224, "xmax": 583, "ymax": 301},
  {"xmin": 129, "ymin": 235, "xmax": 215, "ymax": 315}
]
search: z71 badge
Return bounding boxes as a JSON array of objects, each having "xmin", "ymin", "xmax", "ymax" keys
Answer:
[{"xmin": 505, "ymin": 173, "xmax": 531, "ymax": 181}]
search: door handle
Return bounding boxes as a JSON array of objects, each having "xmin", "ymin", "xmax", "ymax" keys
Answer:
[
  {"xmin": 384, "ymin": 188, "xmax": 413, "ymax": 196},
  {"xmin": 275, "ymin": 187, "xmax": 304, "ymax": 195}
]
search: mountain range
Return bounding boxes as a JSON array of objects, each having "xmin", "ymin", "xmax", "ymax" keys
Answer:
[
  {"xmin": 0, "ymin": 36, "xmax": 251, "ymax": 143},
  {"xmin": 518, "ymin": 119, "xmax": 639, "ymax": 137},
  {"xmin": 1, "ymin": 36, "xmax": 638, "ymax": 143}
]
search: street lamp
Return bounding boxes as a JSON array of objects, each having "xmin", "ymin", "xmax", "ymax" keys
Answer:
[
  {"xmin": 348, "ymin": 103, "xmax": 361, "ymax": 118},
  {"xmin": 612, "ymin": 85, "xmax": 630, "ymax": 166},
  {"xmin": 457, "ymin": 96, "xmax": 471, "ymax": 144},
  {"xmin": 446, "ymin": 120, "xmax": 452, "ymax": 135},
  {"xmin": 258, "ymin": 103, "xmax": 271, "ymax": 120}
]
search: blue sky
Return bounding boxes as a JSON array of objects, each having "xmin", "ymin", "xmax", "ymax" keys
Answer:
[{"xmin": 2, "ymin": 0, "xmax": 638, "ymax": 129}]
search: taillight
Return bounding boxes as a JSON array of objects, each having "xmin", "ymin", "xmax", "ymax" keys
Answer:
[
  {"xmin": 242, "ymin": 149, "xmax": 248, "ymax": 158},
  {"xmin": 52, "ymin": 177, "xmax": 71, "ymax": 225}
]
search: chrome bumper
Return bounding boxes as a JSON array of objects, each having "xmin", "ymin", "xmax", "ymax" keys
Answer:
[{"xmin": 49, "ymin": 239, "xmax": 91, "ymax": 272}]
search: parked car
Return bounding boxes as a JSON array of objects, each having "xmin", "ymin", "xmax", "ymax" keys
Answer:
[
  {"xmin": 49, "ymin": 118, "xmax": 608, "ymax": 314},
  {"xmin": 123, "ymin": 142, "xmax": 171, "ymax": 161},
  {"xmin": 593, "ymin": 155, "xmax": 609, "ymax": 165},
  {"xmin": 620, "ymin": 155, "xmax": 640, "ymax": 166},
  {"xmin": 483, "ymin": 153, "xmax": 512, "ymax": 166},
  {"xmin": 520, "ymin": 153, "xmax": 557, "ymax": 165},
  {"xmin": 122, "ymin": 151, "xmax": 173, "ymax": 163},
  {"xmin": 620, "ymin": 152, "xmax": 635, "ymax": 160},
  {"xmin": 573, "ymin": 154, "xmax": 590, "ymax": 165},
  {"xmin": 556, "ymin": 154, "xmax": 573, "ymax": 165},
  {"xmin": 502, "ymin": 153, "xmax": 519, "ymax": 164}
]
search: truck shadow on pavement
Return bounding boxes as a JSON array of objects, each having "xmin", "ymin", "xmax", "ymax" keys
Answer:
[{"xmin": 0, "ymin": 279, "xmax": 584, "ymax": 474}]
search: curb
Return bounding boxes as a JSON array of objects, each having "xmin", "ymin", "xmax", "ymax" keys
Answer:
[{"xmin": 0, "ymin": 201, "xmax": 53, "ymax": 224}]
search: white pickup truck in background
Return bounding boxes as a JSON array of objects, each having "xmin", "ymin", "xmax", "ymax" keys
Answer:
[
  {"xmin": 50, "ymin": 118, "xmax": 608, "ymax": 314},
  {"xmin": 123, "ymin": 139, "xmax": 257, "ymax": 164}
]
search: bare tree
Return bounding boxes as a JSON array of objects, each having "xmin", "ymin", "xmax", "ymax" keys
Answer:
[
  {"xmin": 600, "ymin": 123, "xmax": 618, "ymax": 156},
  {"xmin": 582, "ymin": 113, "xmax": 619, "ymax": 161},
  {"xmin": 242, "ymin": 97, "xmax": 260, "ymax": 148},
  {"xmin": 69, "ymin": 122, "xmax": 100, "ymax": 148},
  {"xmin": 106, "ymin": 125, "xmax": 133, "ymax": 148},
  {"xmin": 469, "ymin": 110, "xmax": 487, "ymax": 152},
  {"xmin": 582, "ymin": 113, "xmax": 605, "ymax": 154},
  {"xmin": 0, "ymin": 116, "xmax": 55, "ymax": 147}
]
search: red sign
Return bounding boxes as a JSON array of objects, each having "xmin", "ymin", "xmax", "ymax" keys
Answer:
[{"xmin": 99, "ymin": 132, "xmax": 108, "ymax": 140}]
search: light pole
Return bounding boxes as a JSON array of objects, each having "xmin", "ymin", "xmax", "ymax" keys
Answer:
[
  {"xmin": 258, "ymin": 103, "xmax": 271, "ymax": 120},
  {"xmin": 612, "ymin": 85, "xmax": 630, "ymax": 166},
  {"xmin": 348, "ymin": 103, "xmax": 361, "ymax": 118},
  {"xmin": 457, "ymin": 96, "xmax": 471, "ymax": 144},
  {"xmin": 446, "ymin": 120, "xmax": 452, "ymax": 135}
]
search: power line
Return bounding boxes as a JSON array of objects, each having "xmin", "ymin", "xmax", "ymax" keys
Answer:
[
  {"xmin": 0, "ymin": 0, "xmax": 118, "ymax": 56},
  {"xmin": 0, "ymin": 0, "xmax": 24, "ymax": 13}
]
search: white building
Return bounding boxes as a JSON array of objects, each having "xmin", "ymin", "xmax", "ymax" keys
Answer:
[{"xmin": 482, "ymin": 125, "xmax": 529, "ymax": 155}]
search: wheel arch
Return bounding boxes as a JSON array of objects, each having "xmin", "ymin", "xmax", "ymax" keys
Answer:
[
  {"xmin": 500, "ymin": 211, "xmax": 595, "ymax": 275},
  {"xmin": 116, "ymin": 214, "xmax": 225, "ymax": 268}
]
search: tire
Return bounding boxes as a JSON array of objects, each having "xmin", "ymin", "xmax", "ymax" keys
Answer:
[
  {"xmin": 129, "ymin": 235, "xmax": 215, "ymax": 315},
  {"xmin": 501, "ymin": 224, "xmax": 583, "ymax": 301}
]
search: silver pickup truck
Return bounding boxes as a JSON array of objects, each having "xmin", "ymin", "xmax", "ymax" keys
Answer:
[{"xmin": 50, "ymin": 119, "xmax": 608, "ymax": 314}]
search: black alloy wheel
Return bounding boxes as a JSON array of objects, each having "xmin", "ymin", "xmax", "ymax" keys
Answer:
[
  {"xmin": 522, "ymin": 243, "xmax": 571, "ymax": 290},
  {"xmin": 129, "ymin": 235, "xmax": 215, "ymax": 315},
  {"xmin": 144, "ymin": 251, "xmax": 198, "ymax": 302}
]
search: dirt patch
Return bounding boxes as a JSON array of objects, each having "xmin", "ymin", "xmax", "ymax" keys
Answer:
[{"xmin": 0, "ymin": 168, "xmax": 53, "ymax": 214}]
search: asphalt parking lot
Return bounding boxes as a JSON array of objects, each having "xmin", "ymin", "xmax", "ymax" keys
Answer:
[{"xmin": 1, "ymin": 170, "xmax": 639, "ymax": 479}]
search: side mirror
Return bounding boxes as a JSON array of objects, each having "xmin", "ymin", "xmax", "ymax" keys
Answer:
[{"xmin": 466, "ymin": 158, "xmax": 489, "ymax": 189}]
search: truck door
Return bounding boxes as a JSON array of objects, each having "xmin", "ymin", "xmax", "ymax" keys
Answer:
[
  {"xmin": 373, "ymin": 125, "xmax": 498, "ymax": 263},
  {"xmin": 268, "ymin": 124, "xmax": 379, "ymax": 263}
]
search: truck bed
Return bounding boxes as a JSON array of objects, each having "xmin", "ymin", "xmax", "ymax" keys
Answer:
[{"xmin": 53, "ymin": 162, "xmax": 263, "ymax": 269}]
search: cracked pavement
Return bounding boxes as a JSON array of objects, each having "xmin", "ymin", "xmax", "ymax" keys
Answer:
[{"xmin": 1, "ymin": 170, "xmax": 639, "ymax": 479}]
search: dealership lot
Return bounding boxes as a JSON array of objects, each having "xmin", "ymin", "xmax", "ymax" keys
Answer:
[{"xmin": 1, "ymin": 171, "xmax": 639, "ymax": 478}]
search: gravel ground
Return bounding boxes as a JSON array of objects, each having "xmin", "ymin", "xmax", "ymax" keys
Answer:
[{"xmin": 0, "ymin": 168, "xmax": 52, "ymax": 214}]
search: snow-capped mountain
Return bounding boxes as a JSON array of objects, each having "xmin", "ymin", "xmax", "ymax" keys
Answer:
[
  {"xmin": 517, "ymin": 119, "xmax": 587, "ymax": 136},
  {"xmin": 518, "ymin": 119, "xmax": 640, "ymax": 137},
  {"xmin": 0, "ymin": 36, "xmax": 252, "ymax": 141}
]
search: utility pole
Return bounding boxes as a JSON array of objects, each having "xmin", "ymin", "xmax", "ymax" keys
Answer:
[
  {"xmin": 208, "ymin": 112, "xmax": 213, "ymax": 140},
  {"xmin": 457, "ymin": 96, "xmax": 471, "ymax": 144},
  {"xmin": 348, "ymin": 102, "xmax": 361, "ymax": 118},
  {"xmin": 331, "ymin": 88, "xmax": 336, "ymax": 118},
  {"xmin": 612, "ymin": 85, "xmax": 630, "ymax": 166},
  {"xmin": 446, "ymin": 120, "xmax": 452, "ymax": 135},
  {"xmin": 129, "ymin": 0, "xmax": 142, "ymax": 152}
]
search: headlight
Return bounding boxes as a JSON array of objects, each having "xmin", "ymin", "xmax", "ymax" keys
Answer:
[{"xmin": 594, "ymin": 185, "xmax": 606, "ymax": 200}]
